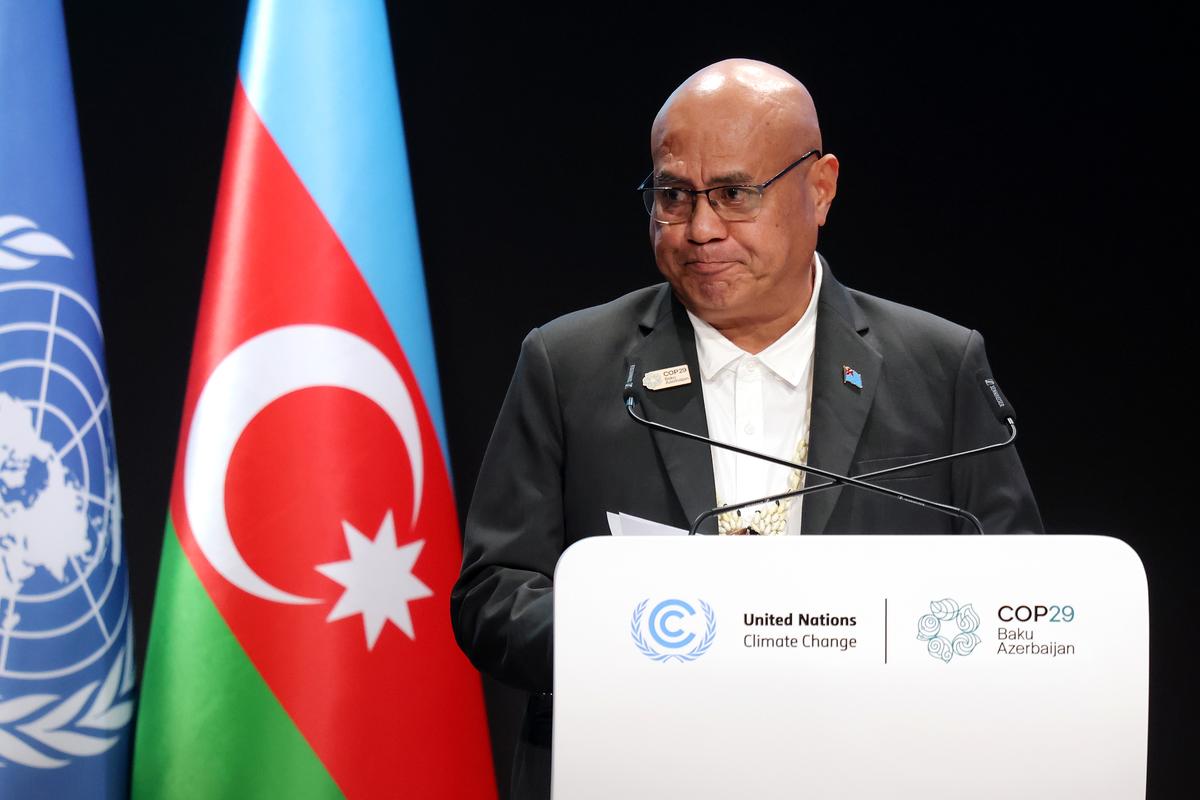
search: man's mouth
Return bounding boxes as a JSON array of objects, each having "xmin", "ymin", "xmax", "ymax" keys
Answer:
[{"xmin": 684, "ymin": 260, "xmax": 738, "ymax": 275}]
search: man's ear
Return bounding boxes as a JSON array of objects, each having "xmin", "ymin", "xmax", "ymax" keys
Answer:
[{"xmin": 812, "ymin": 153, "xmax": 839, "ymax": 227}]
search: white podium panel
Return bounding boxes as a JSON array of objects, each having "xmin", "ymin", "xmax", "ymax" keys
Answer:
[{"xmin": 553, "ymin": 536, "xmax": 1147, "ymax": 799}]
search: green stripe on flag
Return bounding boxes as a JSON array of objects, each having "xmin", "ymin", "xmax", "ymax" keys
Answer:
[{"xmin": 132, "ymin": 516, "xmax": 342, "ymax": 799}]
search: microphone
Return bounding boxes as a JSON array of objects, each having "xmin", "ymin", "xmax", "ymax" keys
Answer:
[
  {"xmin": 676, "ymin": 371, "xmax": 1022, "ymax": 534},
  {"xmin": 977, "ymin": 370, "xmax": 1016, "ymax": 426},
  {"xmin": 679, "ymin": 371, "xmax": 1022, "ymax": 535},
  {"xmin": 623, "ymin": 364, "xmax": 998, "ymax": 535}
]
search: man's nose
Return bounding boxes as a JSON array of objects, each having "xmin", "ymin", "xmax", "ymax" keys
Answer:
[{"xmin": 686, "ymin": 194, "xmax": 728, "ymax": 243}]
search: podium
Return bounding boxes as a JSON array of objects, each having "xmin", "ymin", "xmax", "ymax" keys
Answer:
[{"xmin": 552, "ymin": 536, "xmax": 1147, "ymax": 799}]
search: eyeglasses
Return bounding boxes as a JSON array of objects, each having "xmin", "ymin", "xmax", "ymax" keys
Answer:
[{"xmin": 636, "ymin": 149, "xmax": 822, "ymax": 224}]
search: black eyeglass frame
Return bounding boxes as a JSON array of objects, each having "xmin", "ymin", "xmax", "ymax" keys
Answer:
[{"xmin": 636, "ymin": 148, "xmax": 823, "ymax": 222}]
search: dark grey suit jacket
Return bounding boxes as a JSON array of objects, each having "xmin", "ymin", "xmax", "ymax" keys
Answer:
[{"xmin": 451, "ymin": 265, "xmax": 1042, "ymax": 798}]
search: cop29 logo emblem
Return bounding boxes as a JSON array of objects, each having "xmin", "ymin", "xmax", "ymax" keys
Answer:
[
  {"xmin": 630, "ymin": 598, "xmax": 716, "ymax": 662},
  {"xmin": 916, "ymin": 598, "xmax": 981, "ymax": 663}
]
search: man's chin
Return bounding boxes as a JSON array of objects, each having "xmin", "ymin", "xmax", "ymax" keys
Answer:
[{"xmin": 674, "ymin": 280, "xmax": 745, "ymax": 319}]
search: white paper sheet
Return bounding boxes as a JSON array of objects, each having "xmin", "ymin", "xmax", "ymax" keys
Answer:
[{"xmin": 606, "ymin": 511, "xmax": 689, "ymax": 537}]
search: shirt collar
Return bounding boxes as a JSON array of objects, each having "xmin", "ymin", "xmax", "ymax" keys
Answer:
[{"xmin": 687, "ymin": 255, "xmax": 823, "ymax": 388}]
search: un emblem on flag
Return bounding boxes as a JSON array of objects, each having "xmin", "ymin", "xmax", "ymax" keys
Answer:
[{"xmin": 0, "ymin": 276, "xmax": 134, "ymax": 768}]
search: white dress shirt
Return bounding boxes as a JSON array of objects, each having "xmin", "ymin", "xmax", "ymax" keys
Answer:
[{"xmin": 686, "ymin": 256, "xmax": 822, "ymax": 534}]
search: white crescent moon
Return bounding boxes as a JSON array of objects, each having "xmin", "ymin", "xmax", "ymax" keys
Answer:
[{"xmin": 183, "ymin": 324, "xmax": 424, "ymax": 605}]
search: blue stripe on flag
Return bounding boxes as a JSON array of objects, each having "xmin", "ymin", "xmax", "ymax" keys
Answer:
[{"xmin": 237, "ymin": 0, "xmax": 450, "ymax": 459}]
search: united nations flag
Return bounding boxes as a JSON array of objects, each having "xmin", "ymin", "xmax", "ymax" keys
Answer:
[{"xmin": 0, "ymin": 2, "xmax": 134, "ymax": 797}]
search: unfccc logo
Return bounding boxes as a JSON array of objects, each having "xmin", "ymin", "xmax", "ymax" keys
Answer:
[{"xmin": 630, "ymin": 598, "xmax": 716, "ymax": 662}]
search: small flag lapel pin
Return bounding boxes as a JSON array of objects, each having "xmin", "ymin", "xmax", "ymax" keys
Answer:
[{"xmin": 842, "ymin": 365, "xmax": 863, "ymax": 390}]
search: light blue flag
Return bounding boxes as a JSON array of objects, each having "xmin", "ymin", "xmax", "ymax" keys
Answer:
[{"xmin": 0, "ymin": 2, "xmax": 134, "ymax": 796}]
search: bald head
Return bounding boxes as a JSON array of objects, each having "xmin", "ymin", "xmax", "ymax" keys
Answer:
[
  {"xmin": 652, "ymin": 59, "xmax": 822, "ymax": 158},
  {"xmin": 645, "ymin": 59, "xmax": 839, "ymax": 351}
]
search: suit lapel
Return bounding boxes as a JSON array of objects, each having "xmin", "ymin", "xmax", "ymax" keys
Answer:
[
  {"xmin": 626, "ymin": 288, "xmax": 719, "ymax": 534},
  {"xmin": 802, "ymin": 264, "xmax": 883, "ymax": 534},
  {"xmin": 626, "ymin": 265, "xmax": 880, "ymax": 536}
]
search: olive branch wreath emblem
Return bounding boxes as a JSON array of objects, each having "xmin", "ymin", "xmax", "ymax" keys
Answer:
[
  {"xmin": 0, "ymin": 641, "xmax": 135, "ymax": 768},
  {"xmin": 630, "ymin": 599, "xmax": 717, "ymax": 662},
  {"xmin": 0, "ymin": 215, "xmax": 74, "ymax": 270}
]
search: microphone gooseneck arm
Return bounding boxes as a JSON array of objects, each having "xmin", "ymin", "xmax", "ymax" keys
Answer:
[
  {"xmin": 623, "ymin": 392, "xmax": 989, "ymax": 536},
  {"xmin": 683, "ymin": 431, "xmax": 1016, "ymax": 535}
]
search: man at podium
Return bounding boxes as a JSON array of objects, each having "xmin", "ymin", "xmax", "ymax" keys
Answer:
[{"xmin": 452, "ymin": 58, "xmax": 1042, "ymax": 799}]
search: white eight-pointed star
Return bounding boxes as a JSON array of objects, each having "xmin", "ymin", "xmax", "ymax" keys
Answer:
[{"xmin": 315, "ymin": 511, "xmax": 432, "ymax": 649}]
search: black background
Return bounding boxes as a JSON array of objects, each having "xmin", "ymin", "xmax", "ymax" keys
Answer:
[{"xmin": 61, "ymin": 2, "xmax": 1194, "ymax": 795}]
